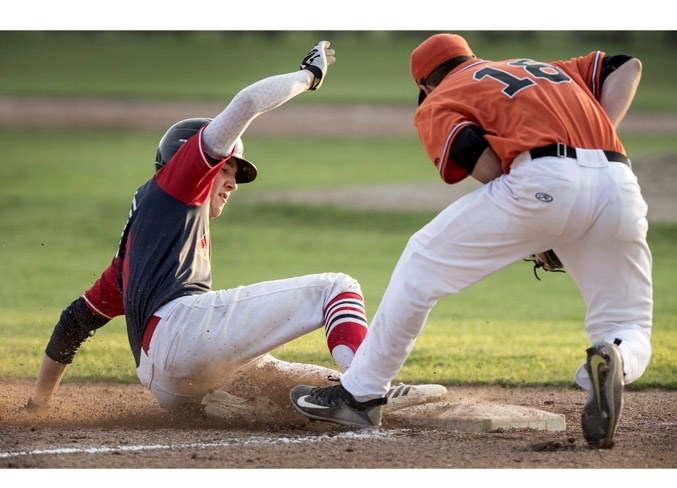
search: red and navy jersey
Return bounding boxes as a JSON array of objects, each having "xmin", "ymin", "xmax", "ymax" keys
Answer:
[
  {"xmin": 83, "ymin": 128, "xmax": 225, "ymax": 366},
  {"xmin": 414, "ymin": 51, "xmax": 625, "ymax": 184}
]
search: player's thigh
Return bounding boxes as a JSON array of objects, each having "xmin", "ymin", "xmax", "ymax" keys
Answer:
[
  {"xmin": 398, "ymin": 181, "xmax": 557, "ymax": 297},
  {"xmin": 555, "ymin": 166, "xmax": 652, "ymax": 336},
  {"xmin": 210, "ymin": 272, "xmax": 359, "ymax": 363},
  {"xmin": 148, "ymin": 275, "xmax": 350, "ymax": 386}
]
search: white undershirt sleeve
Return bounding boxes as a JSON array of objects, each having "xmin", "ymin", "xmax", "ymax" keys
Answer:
[{"xmin": 202, "ymin": 70, "xmax": 314, "ymax": 159}]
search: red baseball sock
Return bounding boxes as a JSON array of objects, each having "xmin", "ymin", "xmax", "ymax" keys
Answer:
[{"xmin": 324, "ymin": 291, "xmax": 368, "ymax": 372}]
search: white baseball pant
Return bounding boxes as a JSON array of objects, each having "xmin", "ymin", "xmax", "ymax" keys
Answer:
[
  {"xmin": 341, "ymin": 148, "xmax": 653, "ymax": 400},
  {"xmin": 136, "ymin": 272, "xmax": 360, "ymax": 409}
]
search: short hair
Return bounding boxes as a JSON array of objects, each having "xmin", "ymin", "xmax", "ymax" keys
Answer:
[{"xmin": 425, "ymin": 55, "xmax": 474, "ymax": 87}]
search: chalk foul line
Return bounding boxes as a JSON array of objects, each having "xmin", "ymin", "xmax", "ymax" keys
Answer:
[{"xmin": 0, "ymin": 429, "xmax": 397, "ymax": 459}]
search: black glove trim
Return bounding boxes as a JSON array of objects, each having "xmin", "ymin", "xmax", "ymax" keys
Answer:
[{"xmin": 304, "ymin": 65, "xmax": 323, "ymax": 90}]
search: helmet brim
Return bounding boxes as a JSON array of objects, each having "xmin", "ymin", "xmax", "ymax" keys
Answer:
[{"xmin": 232, "ymin": 156, "xmax": 258, "ymax": 184}]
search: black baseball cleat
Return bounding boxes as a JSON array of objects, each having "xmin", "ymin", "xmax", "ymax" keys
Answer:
[
  {"xmin": 581, "ymin": 341, "xmax": 625, "ymax": 449},
  {"xmin": 290, "ymin": 383, "xmax": 386, "ymax": 428}
]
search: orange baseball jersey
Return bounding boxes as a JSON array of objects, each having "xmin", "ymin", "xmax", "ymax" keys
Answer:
[{"xmin": 414, "ymin": 51, "xmax": 626, "ymax": 184}]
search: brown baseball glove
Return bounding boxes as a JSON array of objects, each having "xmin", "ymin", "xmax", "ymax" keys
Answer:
[{"xmin": 525, "ymin": 249, "xmax": 565, "ymax": 280}]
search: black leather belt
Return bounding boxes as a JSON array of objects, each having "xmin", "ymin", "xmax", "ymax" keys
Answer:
[{"xmin": 530, "ymin": 143, "xmax": 630, "ymax": 166}]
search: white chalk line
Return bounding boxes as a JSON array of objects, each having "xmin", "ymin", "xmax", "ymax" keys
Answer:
[{"xmin": 0, "ymin": 429, "xmax": 397, "ymax": 459}]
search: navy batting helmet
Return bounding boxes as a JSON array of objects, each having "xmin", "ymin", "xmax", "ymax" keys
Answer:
[{"xmin": 154, "ymin": 118, "xmax": 258, "ymax": 183}]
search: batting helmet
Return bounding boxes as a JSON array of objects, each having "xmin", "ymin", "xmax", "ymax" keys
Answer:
[{"xmin": 154, "ymin": 118, "xmax": 258, "ymax": 184}]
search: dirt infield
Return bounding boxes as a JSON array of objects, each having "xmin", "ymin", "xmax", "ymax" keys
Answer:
[
  {"xmin": 1, "ymin": 99, "xmax": 675, "ymax": 470},
  {"xmin": 1, "ymin": 380, "xmax": 676, "ymax": 469}
]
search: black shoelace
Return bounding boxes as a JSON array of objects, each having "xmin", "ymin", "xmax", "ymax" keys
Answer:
[
  {"xmin": 310, "ymin": 384, "xmax": 350, "ymax": 407},
  {"xmin": 311, "ymin": 384, "xmax": 386, "ymax": 409}
]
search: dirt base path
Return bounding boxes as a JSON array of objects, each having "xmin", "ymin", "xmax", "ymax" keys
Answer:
[
  {"xmin": 3, "ymin": 98, "xmax": 677, "ymax": 136},
  {"xmin": 243, "ymin": 150, "xmax": 677, "ymax": 223},
  {"xmin": 1, "ymin": 380, "xmax": 676, "ymax": 469}
]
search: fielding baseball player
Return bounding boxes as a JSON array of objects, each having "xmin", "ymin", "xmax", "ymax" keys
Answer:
[
  {"xmin": 291, "ymin": 33, "xmax": 652, "ymax": 449},
  {"xmin": 18, "ymin": 41, "xmax": 446, "ymax": 420}
]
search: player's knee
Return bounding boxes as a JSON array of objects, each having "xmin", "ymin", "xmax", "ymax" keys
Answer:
[{"xmin": 327, "ymin": 272, "xmax": 363, "ymax": 296}]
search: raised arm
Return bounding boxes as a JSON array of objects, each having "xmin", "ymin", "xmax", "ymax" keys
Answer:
[{"xmin": 203, "ymin": 41, "xmax": 336, "ymax": 159}]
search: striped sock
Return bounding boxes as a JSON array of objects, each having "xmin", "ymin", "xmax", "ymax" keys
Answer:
[{"xmin": 324, "ymin": 291, "xmax": 368, "ymax": 372}]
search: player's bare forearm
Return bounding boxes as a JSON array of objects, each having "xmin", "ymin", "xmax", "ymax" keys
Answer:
[
  {"xmin": 22, "ymin": 354, "xmax": 68, "ymax": 412},
  {"xmin": 600, "ymin": 57, "xmax": 642, "ymax": 129},
  {"xmin": 471, "ymin": 146, "xmax": 504, "ymax": 183}
]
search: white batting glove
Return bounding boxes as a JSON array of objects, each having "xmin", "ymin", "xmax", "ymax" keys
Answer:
[{"xmin": 300, "ymin": 40, "xmax": 335, "ymax": 91}]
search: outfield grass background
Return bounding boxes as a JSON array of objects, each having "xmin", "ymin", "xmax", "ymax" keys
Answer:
[
  {"xmin": 1, "ymin": 31, "xmax": 676, "ymax": 111},
  {"xmin": 1, "ymin": 31, "xmax": 675, "ymax": 389}
]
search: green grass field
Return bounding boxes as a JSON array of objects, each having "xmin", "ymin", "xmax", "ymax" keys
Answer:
[{"xmin": 1, "ymin": 130, "xmax": 675, "ymax": 389}]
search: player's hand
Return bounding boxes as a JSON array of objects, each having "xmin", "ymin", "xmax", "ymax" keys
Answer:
[
  {"xmin": 300, "ymin": 41, "xmax": 335, "ymax": 91},
  {"xmin": 13, "ymin": 398, "xmax": 47, "ymax": 416}
]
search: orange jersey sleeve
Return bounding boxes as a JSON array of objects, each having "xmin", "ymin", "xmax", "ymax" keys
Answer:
[{"xmin": 414, "ymin": 52, "xmax": 625, "ymax": 184}]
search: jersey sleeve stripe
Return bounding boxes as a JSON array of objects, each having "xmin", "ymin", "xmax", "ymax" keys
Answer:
[
  {"xmin": 591, "ymin": 51, "xmax": 603, "ymax": 100},
  {"xmin": 81, "ymin": 294, "xmax": 116, "ymax": 320},
  {"xmin": 197, "ymin": 127, "xmax": 216, "ymax": 170}
]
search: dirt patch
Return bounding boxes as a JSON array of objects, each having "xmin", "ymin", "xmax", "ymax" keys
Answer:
[
  {"xmin": 1, "ymin": 380, "xmax": 675, "ymax": 469},
  {"xmin": 3, "ymin": 98, "xmax": 677, "ymax": 136},
  {"xmin": 243, "ymin": 152, "xmax": 677, "ymax": 222}
]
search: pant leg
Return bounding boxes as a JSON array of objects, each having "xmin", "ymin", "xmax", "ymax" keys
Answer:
[
  {"xmin": 342, "ymin": 154, "xmax": 586, "ymax": 400},
  {"xmin": 341, "ymin": 152, "xmax": 652, "ymax": 400},
  {"xmin": 138, "ymin": 272, "xmax": 360, "ymax": 409},
  {"xmin": 555, "ymin": 162, "xmax": 653, "ymax": 388}
]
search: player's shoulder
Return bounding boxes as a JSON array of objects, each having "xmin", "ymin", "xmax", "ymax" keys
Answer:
[{"xmin": 551, "ymin": 50, "xmax": 606, "ymax": 69}]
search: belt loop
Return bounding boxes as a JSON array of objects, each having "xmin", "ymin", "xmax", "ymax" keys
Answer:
[{"xmin": 556, "ymin": 142, "xmax": 566, "ymax": 158}]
